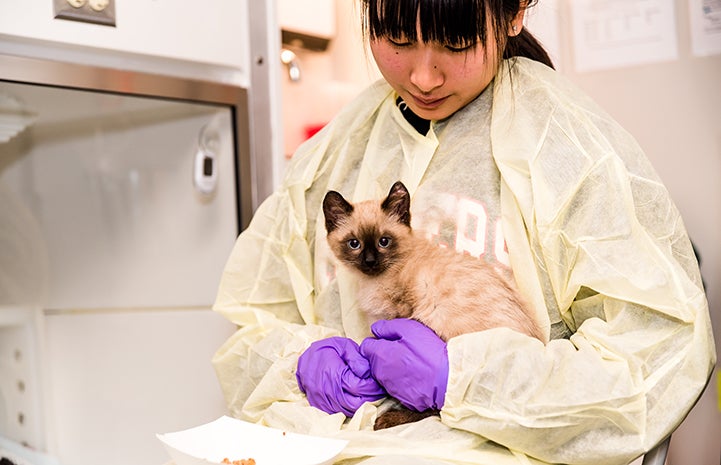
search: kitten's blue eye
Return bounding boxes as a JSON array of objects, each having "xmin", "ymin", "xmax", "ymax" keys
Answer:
[
  {"xmin": 348, "ymin": 238, "xmax": 361, "ymax": 250},
  {"xmin": 378, "ymin": 237, "xmax": 391, "ymax": 248}
]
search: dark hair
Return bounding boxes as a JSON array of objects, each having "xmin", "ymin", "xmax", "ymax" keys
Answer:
[{"xmin": 360, "ymin": 0, "xmax": 554, "ymax": 69}]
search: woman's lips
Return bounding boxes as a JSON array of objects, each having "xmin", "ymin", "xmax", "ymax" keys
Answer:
[{"xmin": 410, "ymin": 94, "xmax": 448, "ymax": 109}]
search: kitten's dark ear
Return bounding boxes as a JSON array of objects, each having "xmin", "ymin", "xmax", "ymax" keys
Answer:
[
  {"xmin": 381, "ymin": 181, "xmax": 411, "ymax": 227},
  {"xmin": 323, "ymin": 190, "xmax": 354, "ymax": 233}
]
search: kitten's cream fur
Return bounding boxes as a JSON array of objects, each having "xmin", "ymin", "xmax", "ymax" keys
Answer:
[{"xmin": 323, "ymin": 181, "xmax": 543, "ymax": 342}]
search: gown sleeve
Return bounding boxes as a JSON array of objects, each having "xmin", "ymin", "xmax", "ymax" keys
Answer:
[
  {"xmin": 211, "ymin": 136, "xmax": 341, "ymax": 421},
  {"xmin": 440, "ymin": 58, "xmax": 716, "ymax": 465},
  {"xmin": 211, "ymin": 81, "xmax": 393, "ymax": 422}
]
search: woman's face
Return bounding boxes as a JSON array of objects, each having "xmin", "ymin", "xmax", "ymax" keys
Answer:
[{"xmin": 369, "ymin": 23, "xmax": 501, "ymax": 120}]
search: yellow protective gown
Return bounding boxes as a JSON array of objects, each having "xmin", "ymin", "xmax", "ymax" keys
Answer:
[{"xmin": 212, "ymin": 58, "xmax": 716, "ymax": 465}]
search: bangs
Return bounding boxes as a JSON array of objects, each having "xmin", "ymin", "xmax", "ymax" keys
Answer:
[{"xmin": 363, "ymin": 0, "xmax": 489, "ymax": 47}]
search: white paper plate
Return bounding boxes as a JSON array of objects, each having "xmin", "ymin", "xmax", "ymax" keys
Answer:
[{"xmin": 157, "ymin": 416, "xmax": 348, "ymax": 465}]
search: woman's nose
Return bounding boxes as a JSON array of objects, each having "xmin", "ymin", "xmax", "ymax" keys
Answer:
[{"xmin": 409, "ymin": 49, "xmax": 444, "ymax": 93}]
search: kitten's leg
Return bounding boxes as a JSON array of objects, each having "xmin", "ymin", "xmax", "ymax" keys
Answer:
[{"xmin": 373, "ymin": 407, "xmax": 440, "ymax": 430}]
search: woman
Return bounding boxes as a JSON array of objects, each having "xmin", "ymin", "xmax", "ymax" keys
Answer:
[{"xmin": 212, "ymin": 0, "xmax": 715, "ymax": 463}]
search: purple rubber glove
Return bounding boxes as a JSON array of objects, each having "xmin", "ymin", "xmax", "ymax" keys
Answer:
[
  {"xmin": 360, "ymin": 318, "xmax": 449, "ymax": 412},
  {"xmin": 296, "ymin": 336, "xmax": 386, "ymax": 417}
]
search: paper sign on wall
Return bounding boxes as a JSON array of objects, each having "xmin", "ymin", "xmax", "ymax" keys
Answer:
[
  {"xmin": 571, "ymin": 0, "xmax": 679, "ymax": 72},
  {"xmin": 689, "ymin": 0, "xmax": 721, "ymax": 56}
]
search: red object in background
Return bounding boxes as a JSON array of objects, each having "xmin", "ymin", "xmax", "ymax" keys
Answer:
[
  {"xmin": 286, "ymin": 123, "xmax": 329, "ymax": 159},
  {"xmin": 304, "ymin": 123, "xmax": 326, "ymax": 140}
]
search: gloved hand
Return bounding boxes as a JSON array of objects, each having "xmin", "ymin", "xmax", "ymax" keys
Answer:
[
  {"xmin": 296, "ymin": 336, "xmax": 386, "ymax": 417},
  {"xmin": 360, "ymin": 318, "xmax": 448, "ymax": 412}
]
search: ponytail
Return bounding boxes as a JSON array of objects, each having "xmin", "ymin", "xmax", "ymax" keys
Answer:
[{"xmin": 504, "ymin": 28, "xmax": 555, "ymax": 69}]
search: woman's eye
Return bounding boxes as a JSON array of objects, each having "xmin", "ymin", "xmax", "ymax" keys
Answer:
[
  {"xmin": 378, "ymin": 237, "xmax": 391, "ymax": 248},
  {"xmin": 348, "ymin": 239, "xmax": 361, "ymax": 250},
  {"xmin": 444, "ymin": 42, "xmax": 476, "ymax": 53},
  {"xmin": 388, "ymin": 38, "xmax": 412, "ymax": 48}
]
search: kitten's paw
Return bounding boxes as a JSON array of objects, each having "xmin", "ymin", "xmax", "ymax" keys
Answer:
[{"xmin": 373, "ymin": 407, "xmax": 439, "ymax": 430}]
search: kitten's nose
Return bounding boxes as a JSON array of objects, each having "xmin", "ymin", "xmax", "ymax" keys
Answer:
[
  {"xmin": 363, "ymin": 249, "xmax": 377, "ymax": 266},
  {"xmin": 362, "ymin": 248, "xmax": 379, "ymax": 272}
]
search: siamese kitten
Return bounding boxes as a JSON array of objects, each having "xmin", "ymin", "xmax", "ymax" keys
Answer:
[
  {"xmin": 322, "ymin": 181, "xmax": 544, "ymax": 430},
  {"xmin": 322, "ymin": 181, "xmax": 543, "ymax": 342}
]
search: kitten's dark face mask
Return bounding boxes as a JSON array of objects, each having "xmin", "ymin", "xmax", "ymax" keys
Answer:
[
  {"xmin": 345, "ymin": 227, "xmax": 395, "ymax": 276},
  {"xmin": 322, "ymin": 182, "xmax": 412, "ymax": 277}
]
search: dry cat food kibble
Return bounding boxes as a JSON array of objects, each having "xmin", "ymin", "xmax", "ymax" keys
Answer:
[{"xmin": 221, "ymin": 458, "xmax": 256, "ymax": 465}]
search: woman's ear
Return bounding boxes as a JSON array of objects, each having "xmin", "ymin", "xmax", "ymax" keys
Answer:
[{"xmin": 508, "ymin": 5, "xmax": 527, "ymax": 37}]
